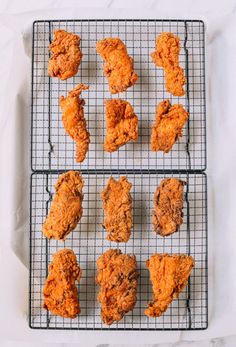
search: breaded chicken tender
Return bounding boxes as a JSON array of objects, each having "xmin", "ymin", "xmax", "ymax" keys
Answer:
[
  {"xmin": 104, "ymin": 99, "xmax": 138, "ymax": 152},
  {"xmin": 151, "ymin": 33, "xmax": 186, "ymax": 96},
  {"xmin": 48, "ymin": 30, "xmax": 82, "ymax": 80},
  {"xmin": 43, "ymin": 249, "xmax": 82, "ymax": 318},
  {"xmin": 60, "ymin": 84, "xmax": 90, "ymax": 162},
  {"xmin": 96, "ymin": 249, "xmax": 138, "ymax": 325},
  {"xmin": 96, "ymin": 38, "xmax": 138, "ymax": 94},
  {"xmin": 152, "ymin": 178, "xmax": 185, "ymax": 236},
  {"xmin": 42, "ymin": 171, "xmax": 84, "ymax": 240},
  {"xmin": 145, "ymin": 253, "xmax": 194, "ymax": 317},
  {"xmin": 151, "ymin": 100, "xmax": 188, "ymax": 153},
  {"xmin": 101, "ymin": 176, "xmax": 133, "ymax": 242}
]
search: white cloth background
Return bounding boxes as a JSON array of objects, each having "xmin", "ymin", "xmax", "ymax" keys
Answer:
[{"xmin": 0, "ymin": 0, "xmax": 236, "ymax": 345}]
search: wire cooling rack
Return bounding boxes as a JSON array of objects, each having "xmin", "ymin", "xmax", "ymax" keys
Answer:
[
  {"xmin": 29, "ymin": 171, "xmax": 207, "ymax": 330},
  {"xmin": 31, "ymin": 19, "xmax": 206, "ymax": 172},
  {"xmin": 30, "ymin": 19, "xmax": 208, "ymax": 331}
]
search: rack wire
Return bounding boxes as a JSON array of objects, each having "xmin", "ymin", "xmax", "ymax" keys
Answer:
[
  {"xmin": 31, "ymin": 19, "xmax": 206, "ymax": 172},
  {"xmin": 30, "ymin": 171, "xmax": 207, "ymax": 330},
  {"xmin": 30, "ymin": 19, "xmax": 208, "ymax": 331}
]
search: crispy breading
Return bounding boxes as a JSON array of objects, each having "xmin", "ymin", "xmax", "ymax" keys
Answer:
[
  {"xmin": 104, "ymin": 99, "xmax": 138, "ymax": 152},
  {"xmin": 96, "ymin": 249, "xmax": 138, "ymax": 325},
  {"xmin": 96, "ymin": 38, "xmax": 138, "ymax": 94},
  {"xmin": 152, "ymin": 178, "xmax": 185, "ymax": 236},
  {"xmin": 151, "ymin": 33, "xmax": 186, "ymax": 96},
  {"xmin": 151, "ymin": 100, "xmax": 188, "ymax": 153},
  {"xmin": 43, "ymin": 249, "xmax": 82, "ymax": 318},
  {"xmin": 48, "ymin": 30, "xmax": 82, "ymax": 80},
  {"xmin": 145, "ymin": 253, "xmax": 194, "ymax": 317},
  {"xmin": 42, "ymin": 171, "xmax": 84, "ymax": 240},
  {"xmin": 60, "ymin": 84, "xmax": 90, "ymax": 162},
  {"xmin": 101, "ymin": 176, "xmax": 132, "ymax": 242}
]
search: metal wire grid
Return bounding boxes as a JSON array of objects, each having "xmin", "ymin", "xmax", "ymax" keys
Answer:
[
  {"xmin": 31, "ymin": 19, "xmax": 206, "ymax": 172},
  {"xmin": 29, "ymin": 172, "xmax": 207, "ymax": 330}
]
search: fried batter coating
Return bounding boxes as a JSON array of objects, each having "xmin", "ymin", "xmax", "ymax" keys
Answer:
[
  {"xmin": 42, "ymin": 171, "xmax": 84, "ymax": 240},
  {"xmin": 151, "ymin": 100, "xmax": 188, "ymax": 153},
  {"xmin": 96, "ymin": 249, "xmax": 138, "ymax": 325},
  {"xmin": 104, "ymin": 99, "xmax": 138, "ymax": 152},
  {"xmin": 60, "ymin": 84, "xmax": 90, "ymax": 162},
  {"xmin": 43, "ymin": 249, "xmax": 82, "ymax": 318},
  {"xmin": 151, "ymin": 33, "xmax": 186, "ymax": 96},
  {"xmin": 152, "ymin": 178, "xmax": 185, "ymax": 236},
  {"xmin": 48, "ymin": 30, "xmax": 82, "ymax": 80},
  {"xmin": 101, "ymin": 176, "xmax": 132, "ymax": 242},
  {"xmin": 96, "ymin": 38, "xmax": 138, "ymax": 94},
  {"xmin": 145, "ymin": 253, "xmax": 194, "ymax": 317}
]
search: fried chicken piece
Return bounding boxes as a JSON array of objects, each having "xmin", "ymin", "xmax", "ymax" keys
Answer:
[
  {"xmin": 101, "ymin": 176, "xmax": 132, "ymax": 242},
  {"xmin": 104, "ymin": 99, "xmax": 138, "ymax": 152},
  {"xmin": 43, "ymin": 249, "xmax": 82, "ymax": 318},
  {"xmin": 152, "ymin": 178, "xmax": 185, "ymax": 236},
  {"xmin": 96, "ymin": 249, "xmax": 138, "ymax": 325},
  {"xmin": 48, "ymin": 30, "xmax": 82, "ymax": 80},
  {"xmin": 151, "ymin": 33, "xmax": 186, "ymax": 96},
  {"xmin": 96, "ymin": 38, "xmax": 138, "ymax": 94},
  {"xmin": 145, "ymin": 253, "xmax": 194, "ymax": 317},
  {"xmin": 42, "ymin": 171, "xmax": 84, "ymax": 240},
  {"xmin": 60, "ymin": 84, "xmax": 90, "ymax": 162},
  {"xmin": 151, "ymin": 100, "xmax": 188, "ymax": 153}
]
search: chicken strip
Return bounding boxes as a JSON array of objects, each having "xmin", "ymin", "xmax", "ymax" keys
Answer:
[
  {"xmin": 152, "ymin": 178, "xmax": 185, "ymax": 236},
  {"xmin": 151, "ymin": 100, "xmax": 188, "ymax": 153},
  {"xmin": 101, "ymin": 176, "xmax": 132, "ymax": 242},
  {"xmin": 48, "ymin": 29, "xmax": 82, "ymax": 80},
  {"xmin": 43, "ymin": 249, "xmax": 82, "ymax": 318},
  {"xmin": 104, "ymin": 99, "xmax": 138, "ymax": 152},
  {"xmin": 151, "ymin": 33, "xmax": 186, "ymax": 96},
  {"xmin": 96, "ymin": 249, "xmax": 138, "ymax": 325},
  {"xmin": 145, "ymin": 253, "xmax": 194, "ymax": 317},
  {"xmin": 96, "ymin": 38, "xmax": 138, "ymax": 94},
  {"xmin": 60, "ymin": 84, "xmax": 90, "ymax": 162},
  {"xmin": 42, "ymin": 171, "xmax": 84, "ymax": 240}
]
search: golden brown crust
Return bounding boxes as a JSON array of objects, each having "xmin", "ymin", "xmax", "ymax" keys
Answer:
[
  {"xmin": 96, "ymin": 249, "xmax": 138, "ymax": 325},
  {"xmin": 96, "ymin": 38, "xmax": 138, "ymax": 94},
  {"xmin": 42, "ymin": 171, "xmax": 84, "ymax": 240},
  {"xmin": 48, "ymin": 30, "xmax": 82, "ymax": 80},
  {"xmin": 151, "ymin": 100, "xmax": 188, "ymax": 153},
  {"xmin": 101, "ymin": 176, "xmax": 132, "ymax": 242},
  {"xmin": 43, "ymin": 249, "xmax": 82, "ymax": 318},
  {"xmin": 104, "ymin": 99, "xmax": 138, "ymax": 152},
  {"xmin": 145, "ymin": 253, "xmax": 194, "ymax": 317},
  {"xmin": 60, "ymin": 84, "xmax": 90, "ymax": 162},
  {"xmin": 152, "ymin": 178, "xmax": 185, "ymax": 236},
  {"xmin": 151, "ymin": 33, "xmax": 186, "ymax": 96}
]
